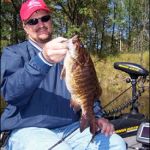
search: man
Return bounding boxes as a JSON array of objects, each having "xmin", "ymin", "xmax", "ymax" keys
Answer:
[{"xmin": 1, "ymin": 0, "xmax": 126, "ymax": 149}]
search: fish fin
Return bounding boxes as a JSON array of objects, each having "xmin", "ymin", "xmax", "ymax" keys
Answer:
[
  {"xmin": 80, "ymin": 114, "xmax": 89, "ymax": 132},
  {"xmin": 70, "ymin": 99, "xmax": 81, "ymax": 112},
  {"xmin": 60, "ymin": 67, "xmax": 66, "ymax": 80}
]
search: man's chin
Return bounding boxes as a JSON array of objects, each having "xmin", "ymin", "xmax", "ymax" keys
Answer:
[
  {"xmin": 38, "ymin": 35, "xmax": 51, "ymax": 43},
  {"xmin": 39, "ymin": 38, "xmax": 50, "ymax": 43}
]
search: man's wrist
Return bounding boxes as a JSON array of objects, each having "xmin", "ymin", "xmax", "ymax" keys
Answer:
[{"xmin": 38, "ymin": 52, "xmax": 54, "ymax": 66}]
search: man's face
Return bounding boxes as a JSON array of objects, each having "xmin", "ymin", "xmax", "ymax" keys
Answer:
[{"xmin": 23, "ymin": 10, "xmax": 52, "ymax": 43}]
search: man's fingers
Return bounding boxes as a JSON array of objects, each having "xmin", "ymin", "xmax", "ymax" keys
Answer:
[
  {"xmin": 52, "ymin": 43, "xmax": 68, "ymax": 50},
  {"xmin": 42, "ymin": 37, "xmax": 69, "ymax": 63},
  {"xmin": 46, "ymin": 37, "xmax": 68, "ymax": 50},
  {"xmin": 49, "ymin": 49, "xmax": 68, "ymax": 55},
  {"xmin": 97, "ymin": 118, "xmax": 115, "ymax": 136},
  {"xmin": 53, "ymin": 37, "xmax": 68, "ymax": 43}
]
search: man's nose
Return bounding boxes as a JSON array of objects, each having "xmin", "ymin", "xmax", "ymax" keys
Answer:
[{"xmin": 37, "ymin": 20, "xmax": 45, "ymax": 27}]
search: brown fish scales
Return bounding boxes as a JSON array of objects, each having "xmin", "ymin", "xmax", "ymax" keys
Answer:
[{"xmin": 61, "ymin": 35, "xmax": 102, "ymax": 135}]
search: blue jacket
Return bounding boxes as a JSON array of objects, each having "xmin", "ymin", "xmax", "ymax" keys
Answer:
[{"xmin": 1, "ymin": 40, "xmax": 102, "ymax": 131}]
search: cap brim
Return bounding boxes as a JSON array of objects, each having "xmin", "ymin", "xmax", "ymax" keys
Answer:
[{"xmin": 21, "ymin": 7, "xmax": 52, "ymax": 21}]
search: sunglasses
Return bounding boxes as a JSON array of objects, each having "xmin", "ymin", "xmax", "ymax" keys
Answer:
[{"xmin": 25, "ymin": 15, "xmax": 51, "ymax": 26}]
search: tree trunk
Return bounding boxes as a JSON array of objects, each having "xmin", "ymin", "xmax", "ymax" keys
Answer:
[
  {"xmin": 128, "ymin": 0, "xmax": 131, "ymax": 50},
  {"xmin": 111, "ymin": 2, "xmax": 116, "ymax": 51},
  {"xmin": 13, "ymin": 13, "xmax": 18, "ymax": 43},
  {"xmin": 100, "ymin": 17, "xmax": 106, "ymax": 53}
]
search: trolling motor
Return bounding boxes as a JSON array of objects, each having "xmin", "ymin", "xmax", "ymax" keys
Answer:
[
  {"xmin": 114, "ymin": 62, "xmax": 149, "ymax": 115},
  {"xmin": 105, "ymin": 62, "xmax": 149, "ymax": 138}
]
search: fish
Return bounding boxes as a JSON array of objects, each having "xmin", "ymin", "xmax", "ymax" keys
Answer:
[{"xmin": 60, "ymin": 35, "xmax": 102, "ymax": 135}]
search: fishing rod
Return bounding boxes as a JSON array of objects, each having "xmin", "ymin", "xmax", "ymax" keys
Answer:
[{"xmin": 48, "ymin": 126, "xmax": 79, "ymax": 150}]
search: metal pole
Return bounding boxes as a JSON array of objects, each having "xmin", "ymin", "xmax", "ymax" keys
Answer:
[{"xmin": 130, "ymin": 78, "xmax": 139, "ymax": 114}]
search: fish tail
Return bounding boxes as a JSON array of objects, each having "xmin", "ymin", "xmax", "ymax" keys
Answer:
[
  {"xmin": 80, "ymin": 114, "xmax": 96, "ymax": 135},
  {"xmin": 89, "ymin": 119, "xmax": 97, "ymax": 135}
]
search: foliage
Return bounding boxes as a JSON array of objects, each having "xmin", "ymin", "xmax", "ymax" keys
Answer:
[
  {"xmin": 1, "ymin": 0, "xmax": 26, "ymax": 51},
  {"xmin": 1, "ymin": 0, "xmax": 149, "ymax": 54}
]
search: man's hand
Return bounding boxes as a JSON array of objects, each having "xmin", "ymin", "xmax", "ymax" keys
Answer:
[
  {"xmin": 42, "ymin": 37, "xmax": 68, "ymax": 63},
  {"xmin": 96, "ymin": 118, "xmax": 115, "ymax": 136}
]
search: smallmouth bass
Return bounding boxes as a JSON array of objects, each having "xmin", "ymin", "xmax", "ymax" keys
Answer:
[{"xmin": 61, "ymin": 35, "xmax": 102, "ymax": 135}]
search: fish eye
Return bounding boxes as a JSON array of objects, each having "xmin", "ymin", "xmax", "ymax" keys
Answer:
[{"xmin": 80, "ymin": 44, "xmax": 84, "ymax": 48}]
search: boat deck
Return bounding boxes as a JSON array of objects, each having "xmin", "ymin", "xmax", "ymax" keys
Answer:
[{"xmin": 124, "ymin": 135, "xmax": 142, "ymax": 149}]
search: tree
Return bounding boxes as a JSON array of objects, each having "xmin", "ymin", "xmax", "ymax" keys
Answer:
[
  {"xmin": 1, "ymin": 0, "xmax": 25, "ymax": 51},
  {"xmin": 1, "ymin": 0, "xmax": 149, "ymax": 55}
]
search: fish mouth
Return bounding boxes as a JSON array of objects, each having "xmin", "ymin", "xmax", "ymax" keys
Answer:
[
  {"xmin": 67, "ymin": 39, "xmax": 73, "ymax": 50},
  {"xmin": 72, "ymin": 35, "xmax": 79, "ymax": 42},
  {"xmin": 67, "ymin": 35, "xmax": 79, "ymax": 49}
]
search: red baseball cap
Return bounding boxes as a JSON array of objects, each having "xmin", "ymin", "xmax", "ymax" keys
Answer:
[{"xmin": 20, "ymin": 0, "xmax": 52, "ymax": 21}]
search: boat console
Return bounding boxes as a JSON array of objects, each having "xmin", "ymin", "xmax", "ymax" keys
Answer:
[{"xmin": 136, "ymin": 122, "xmax": 150, "ymax": 148}]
